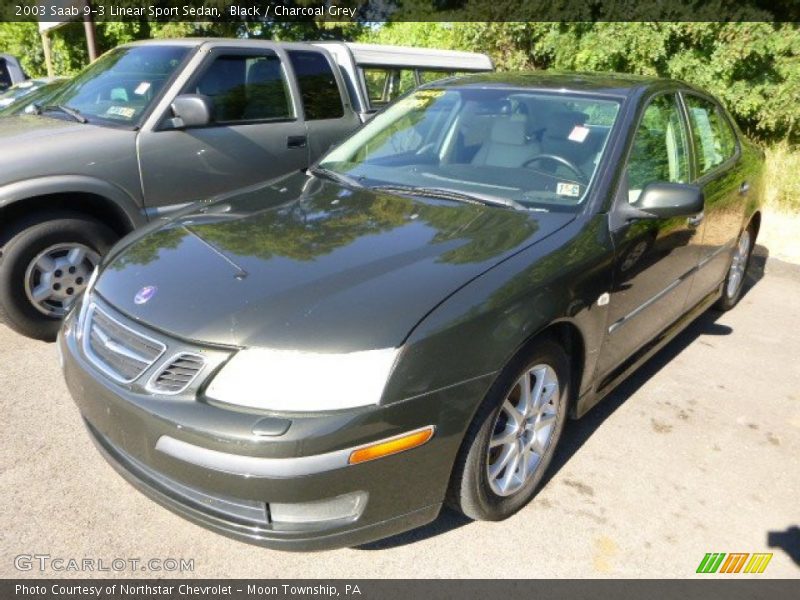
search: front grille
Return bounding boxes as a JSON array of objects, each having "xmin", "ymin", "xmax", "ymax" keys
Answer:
[
  {"xmin": 149, "ymin": 353, "xmax": 205, "ymax": 394},
  {"xmin": 83, "ymin": 303, "xmax": 165, "ymax": 383}
]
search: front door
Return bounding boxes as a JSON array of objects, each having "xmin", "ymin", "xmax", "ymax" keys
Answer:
[
  {"xmin": 138, "ymin": 46, "xmax": 309, "ymax": 212},
  {"xmin": 597, "ymin": 92, "xmax": 701, "ymax": 379}
]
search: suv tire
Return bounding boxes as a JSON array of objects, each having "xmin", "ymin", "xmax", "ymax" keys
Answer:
[{"xmin": 0, "ymin": 213, "xmax": 117, "ymax": 341}]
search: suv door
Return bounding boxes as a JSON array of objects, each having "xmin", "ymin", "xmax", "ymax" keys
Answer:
[
  {"xmin": 597, "ymin": 92, "xmax": 700, "ymax": 379},
  {"xmin": 285, "ymin": 49, "xmax": 360, "ymax": 161},
  {"xmin": 137, "ymin": 46, "xmax": 308, "ymax": 212},
  {"xmin": 681, "ymin": 92, "xmax": 747, "ymax": 303}
]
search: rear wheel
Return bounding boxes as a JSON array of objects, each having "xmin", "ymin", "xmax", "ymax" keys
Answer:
[
  {"xmin": 0, "ymin": 213, "xmax": 117, "ymax": 341},
  {"xmin": 447, "ymin": 340, "xmax": 569, "ymax": 520},
  {"xmin": 715, "ymin": 223, "xmax": 755, "ymax": 311}
]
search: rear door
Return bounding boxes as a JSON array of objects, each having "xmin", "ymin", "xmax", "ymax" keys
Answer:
[
  {"xmin": 285, "ymin": 48, "xmax": 360, "ymax": 161},
  {"xmin": 680, "ymin": 92, "xmax": 748, "ymax": 303},
  {"xmin": 597, "ymin": 92, "xmax": 700, "ymax": 379},
  {"xmin": 137, "ymin": 45, "xmax": 308, "ymax": 211}
]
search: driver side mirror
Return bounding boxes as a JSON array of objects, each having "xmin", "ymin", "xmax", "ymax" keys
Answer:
[
  {"xmin": 617, "ymin": 182, "xmax": 704, "ymax": 225},
  {"xmin": 635, "ymin": 182, "xmax": 704, "ymax": 218},
  {"xmin": 167, "ymin": 94, "xmax": 213, "ymax": 129}
]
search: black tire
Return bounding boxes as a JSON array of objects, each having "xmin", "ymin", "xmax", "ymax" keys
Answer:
[
  {"xmin": 447, "ymin": 339, "xmax": 570, "ymax": 521},
  {"xmin": 0, "ymin": 213, "xmax": 118, "ymax": 341},
  {"xmin": 715, "ymin": 222, "xmax": 756, "ymax": 312}
]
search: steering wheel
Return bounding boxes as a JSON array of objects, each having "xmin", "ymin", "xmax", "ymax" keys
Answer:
[{"xmin": 523, "ymin": 154, "xmax": 587, "ymax": 183}]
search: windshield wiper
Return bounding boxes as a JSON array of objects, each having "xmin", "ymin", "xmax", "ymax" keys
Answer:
[
  {"xmin": 35, "ymin": 104, "xmax": 87, "ymax": 124},
  {"xmin": 308, "ymin": 166, "xmax": 363, "ymax": 189},
  {"xmin": 371, "ymin": 184, "xmax": 526, "ymax": 211}
]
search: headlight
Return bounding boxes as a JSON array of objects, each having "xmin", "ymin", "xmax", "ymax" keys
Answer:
[{"xmin": 205, "ymin": 347, "xmax": 399, "ymax": 412}]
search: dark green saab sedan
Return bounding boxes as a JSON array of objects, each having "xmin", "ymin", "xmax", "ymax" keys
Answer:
[{"xmin": 59, "ymin": 72, "xmax": 763, "ymax": 550}]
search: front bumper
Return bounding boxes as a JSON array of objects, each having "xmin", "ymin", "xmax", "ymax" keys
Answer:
[{"xmin": 59, "ymin": 311, "xmax": 493, "ymax": 551}]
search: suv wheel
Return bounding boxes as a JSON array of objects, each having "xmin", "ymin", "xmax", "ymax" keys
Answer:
[
  {"xmin": 447, "ymin": 339, "xmax": 569, "ymax": 521},
  {"xmin": 0, "ymin": 213, "xmax": 117, "ymax": 341}
]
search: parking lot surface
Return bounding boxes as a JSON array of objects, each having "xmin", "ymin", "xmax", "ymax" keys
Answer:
[{"xmin": 1, "ymin": 247, "xmax": 798, "ymax": 578}]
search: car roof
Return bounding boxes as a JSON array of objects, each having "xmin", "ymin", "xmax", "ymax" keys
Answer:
[{"xmin": 428, "ymin": 71, "xmax": 684, "ymax": 98}]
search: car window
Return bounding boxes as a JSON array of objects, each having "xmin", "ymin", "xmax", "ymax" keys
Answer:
[
  {"xmin": 192, "ymin": 53, "xmax": 293, "ymax": 123},
  {"xmin": 627, "ymin": 94, "xmax": 690, "ymax": 203},
  {"xmin": 684, "ymin": 94, "xmax": 737, "ymax": 175},
  {"xmin": 362, "ymin": 67, "xmax": 417, "ymax": 110},
  {"xmin": 287, "ymin": 50, "xmax": 343, "ymax": 120}
]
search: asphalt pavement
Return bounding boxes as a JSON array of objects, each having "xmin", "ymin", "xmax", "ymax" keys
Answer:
[{"xmin": 1, "ymin": 246, "xmax": 798, "ymax": 578}]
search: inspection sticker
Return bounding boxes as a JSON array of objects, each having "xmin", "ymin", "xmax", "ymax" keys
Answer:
[
  {"xmin": 568, "ymin": 125, "xmax": 590, "ymax": 142},
  {"xmin": 556, "ymin": 182, "xmax": 581, "ymax": 197},
  {"xmin": 134, "ymin": 82, "xmax": 151, "ymax": 95},
  {"xmin": 106, "ymin": 106, "xmax": 136, "ymax": 119}
]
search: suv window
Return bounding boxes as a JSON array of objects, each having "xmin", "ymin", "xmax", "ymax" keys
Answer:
[
  {"xmin": 287, "ymin": 50, "xmax": 344, "ymax": 120},
  {"xmin": 417, "ymin": 70, "xmax": 474, "ymax": 85},
  {"xmin": 193, "ymin": 53, "xmax": 293, "ymax": 123},
  {"xmin": 362, "ymin": 67, "xmax": 416, "ymax": 110},
  {"xmin": 0, "ymin": 59, "xmax": 10, "ymax": 91},
  {"xmin": 684, "ymin": 94, "xmax": 737, "ymax": 175},
  {"xmin": 627, "ymin": 94, "xmax": 690, "ymax": 203}
]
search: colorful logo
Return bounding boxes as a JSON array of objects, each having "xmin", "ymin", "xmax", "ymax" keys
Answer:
[
  {"xmin": 696, "ymin": 552, "xmax": 773, "ymax": 574},
  {"xmin": 134, "ymin": 285, "xmax": 158, "ymax": 305}
]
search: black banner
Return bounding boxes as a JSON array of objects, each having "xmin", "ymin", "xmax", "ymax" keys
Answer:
[
  {"xmin": 2, "ymin": 0, "xmax": 799, "ymax": 23},
  {"xmin": 3, "ymin": 580, "xmax": 800, "ymax": 600}
]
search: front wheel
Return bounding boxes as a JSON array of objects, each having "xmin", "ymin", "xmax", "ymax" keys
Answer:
[
  {"xmin": 0, "ymin": 213, "xmax": 118, "ymax": 341},
  {"xmin": 715, "ymin": 223, "xmax": 755, "ymax": 312},
  {"xmin": 447, "ymin": 340, "xmax": 569, "ymax": 521}
]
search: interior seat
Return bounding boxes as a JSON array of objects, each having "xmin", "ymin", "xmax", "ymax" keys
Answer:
[{"xmin": 471, "ymin": 115, "xmax": 542, "ymax": 168}]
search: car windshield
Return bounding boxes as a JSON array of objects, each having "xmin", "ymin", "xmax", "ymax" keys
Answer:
[
  {"xmin": 318, "ymin": 87, "xmax": 621, "ymax": 211},
  {"xmin": 45, "ymin": 45, "xmax": 189, "ymax": 126}
]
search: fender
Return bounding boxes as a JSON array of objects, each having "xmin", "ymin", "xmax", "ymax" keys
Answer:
[
  {"xmin": 383, "ymin": 215, "xmax": 615, "ymax": 409},
  {"xmin": 0, "ymin": 175, "xmax": 145, "ymax": 231}
]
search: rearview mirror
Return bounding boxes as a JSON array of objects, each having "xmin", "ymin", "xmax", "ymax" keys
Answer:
[
  {"xmin": 168, "ymin": 94, "xmax": 213, "ymax": 129},
  {"xmin": 635, "ymin": 182, "xmax": 704, "ymax": 219}
]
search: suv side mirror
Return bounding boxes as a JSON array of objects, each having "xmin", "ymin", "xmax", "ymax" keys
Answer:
[
  {"xmin": 168, "ymin": 94, "xmax": 213, "ymax": 129},
  {"xmin": 635, "ymin": 182, "xmax": 704, "ymax": 219}
]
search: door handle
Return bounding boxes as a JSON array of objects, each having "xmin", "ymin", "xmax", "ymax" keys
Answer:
[
  {"xmin": 687, "ymin": 211, "xmax": 704, "ymax": 228},
  {"xmin": 287, "ymin": 135, "xmax": 307, "ymax": 149},
  {"xmin": 739, "ymin": 181, "xmax": 750, "ymax": 195}
]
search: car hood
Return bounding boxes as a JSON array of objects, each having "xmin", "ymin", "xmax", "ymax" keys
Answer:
[
  {"xmin": 95, "ymin": 173, "xmax": 573, "ymax": 351},
  {"xmin": 0, "ymin": 115, "xmax": 138, "ymax": 187},
  {"xmin": 0, "ymin": 113, "xmax": 92, "ymax": 141}
]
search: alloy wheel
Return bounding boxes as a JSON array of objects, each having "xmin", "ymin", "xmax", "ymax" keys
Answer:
[
  {"xmin": 726, "ymin": 230, "xmax": 751, "ymax": 299},
  {"xmin": 486, "ymin": 364, "xmax": 560, "ymax": 497}
]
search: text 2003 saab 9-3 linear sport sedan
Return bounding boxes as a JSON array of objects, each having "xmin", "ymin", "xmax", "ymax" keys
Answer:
[{"xmin": 59, "ymin": 72, "xmax": 763, "ymax": 551}]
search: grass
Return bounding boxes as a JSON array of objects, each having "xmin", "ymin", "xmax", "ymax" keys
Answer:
[
  {"xmin": 758, "ymin": 143, "xmax": 800, "ymax": 264},
  {"xmin": 764, "ymin": 142, "xmax": 800, "ymax": 212}
]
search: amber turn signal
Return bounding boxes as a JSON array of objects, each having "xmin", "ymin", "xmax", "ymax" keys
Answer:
[{"xmin": 348, "ymin": 426, "xmax": 435, "ymax": 464}]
